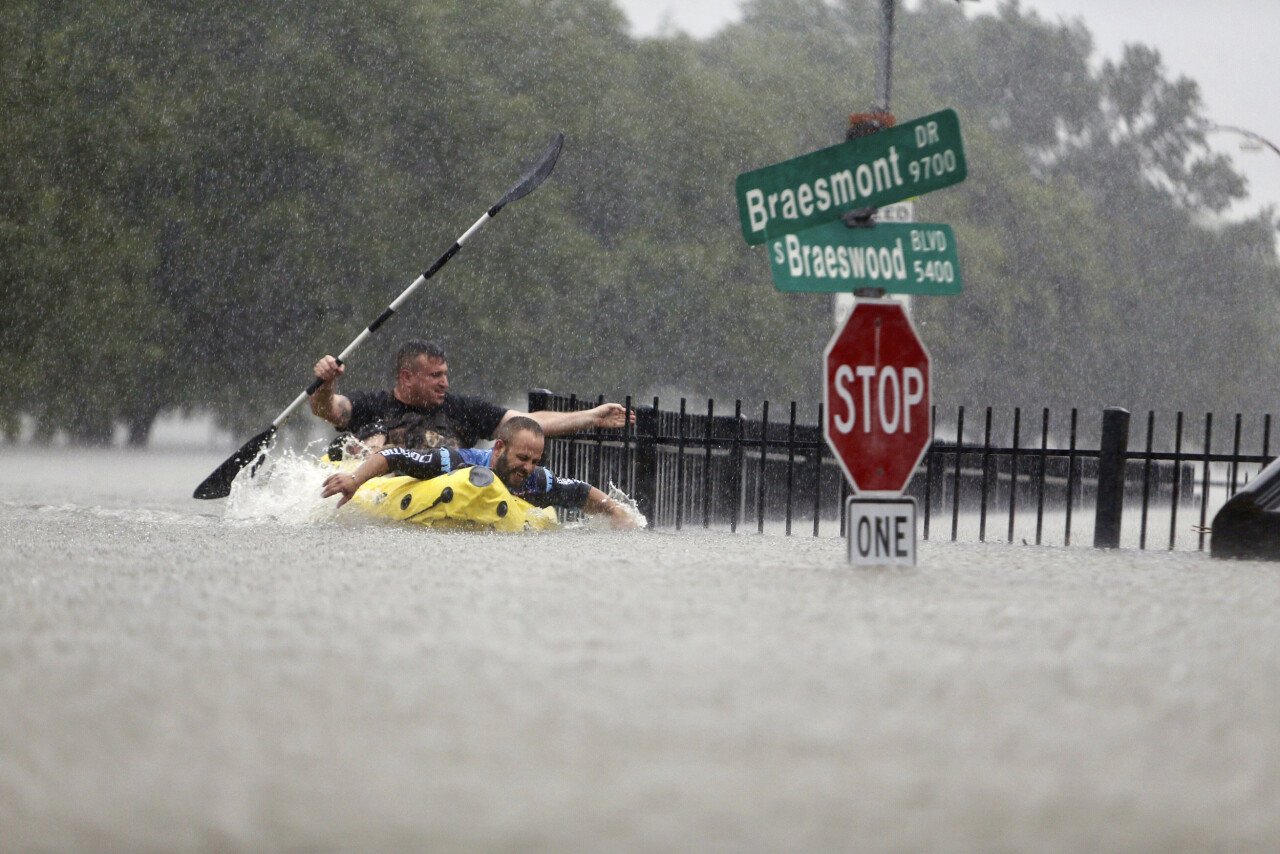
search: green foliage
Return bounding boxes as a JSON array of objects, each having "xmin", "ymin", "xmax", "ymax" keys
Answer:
[
  {"xmin": 876, "ymin": 0, "xmax": 1279, "ymax": 416},
  {"xmin": 2, "ymin": 0, "xmax": 1277, "ymax": 444}
]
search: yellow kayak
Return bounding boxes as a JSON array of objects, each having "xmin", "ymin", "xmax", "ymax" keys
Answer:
[{"xmin": 343, "ymin": 464, "xmax": 561, "ymax": 533}]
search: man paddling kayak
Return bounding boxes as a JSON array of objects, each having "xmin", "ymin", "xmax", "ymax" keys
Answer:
[
  {"xmin": 311, "ymin": 339, "xmax": 631, "ymax": 449},
  {"xmin": 320, "ymin": 416, "xmax": 637, "ymax": 530}
]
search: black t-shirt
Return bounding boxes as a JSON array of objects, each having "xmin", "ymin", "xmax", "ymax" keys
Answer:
[{"xmin": 344, "ymin": 390, "xmax": 507, "ymax": 449}]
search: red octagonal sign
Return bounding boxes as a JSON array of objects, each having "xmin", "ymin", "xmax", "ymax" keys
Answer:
[{"xmin": 824, "ymin": 299, "xmax": 931, "ymax": 495}]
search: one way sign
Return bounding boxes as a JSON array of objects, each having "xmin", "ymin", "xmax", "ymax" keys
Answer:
[{"xmin": 845, "ymin": 497, "xmax": 917, "ymax": 566}]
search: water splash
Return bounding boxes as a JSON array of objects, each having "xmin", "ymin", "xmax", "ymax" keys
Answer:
[
  {"xmin": 224, "ymin": 440, "xmax": 344, "ymax": 526},
  {"xmin": 224, "ymin": 441, "xmax": 647, "ymax": 533},
  {"xmin": 565, "ymin": 481, "xmax": 647, "ymax": 532},
  {"xmin": 607, "ymin": 481, "xmax": 647, "ymax": 529}
]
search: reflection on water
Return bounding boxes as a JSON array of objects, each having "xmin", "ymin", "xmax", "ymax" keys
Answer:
[{"xmin": 2, "ymin": 447, "xmax": 1279, "ymax": 850}]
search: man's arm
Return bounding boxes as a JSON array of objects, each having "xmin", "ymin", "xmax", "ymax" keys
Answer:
[
  {"xmin": 320, "ymin": 446, "xmax": 455, "ymax": 507},
  {"xmin": 320, "ymin": 453, "xmax": 389, "ymax": 507},
  {"xmin": 310, "ymin": 355, "xmax": 353, "ymax": 429},
  {"xmin": 521, "ymin": 470, "xmax": 638, "ymax": 531},
  {"xmin": 504, "ymin": 402, "xmax": 635, "ymax": 437},
  {"xmin": 583, "ymin": 486, "xmax": 638, "ymax": 530}
]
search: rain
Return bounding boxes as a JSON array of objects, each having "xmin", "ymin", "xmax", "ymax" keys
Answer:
[{"xmin": 3, "ymin": 0, "xmax": 1279, "ymax": 849}]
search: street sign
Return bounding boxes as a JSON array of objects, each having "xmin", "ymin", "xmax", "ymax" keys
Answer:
[
  {"xmin": 769, "ymin": 222, "xmax": 961, "ymax": 295},
  {"xmin": 845, "ymin": 497, "xmax": 917, "ymax": 566},
  {"xmin": 823, "ymin": 299, "xmax": 931, "ymax": 495},
  {"xmin": 835, "ymin": 201, "xmax": 917, "ymax": 326},
  {"xmin": 735, "ymin": 109, "xmax": 966, "ymax": 245}
]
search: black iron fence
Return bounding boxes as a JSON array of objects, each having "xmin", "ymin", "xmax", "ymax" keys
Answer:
[{"xmin": 529, "ymin": 392, "xmax": 1275, "ymax": 550}]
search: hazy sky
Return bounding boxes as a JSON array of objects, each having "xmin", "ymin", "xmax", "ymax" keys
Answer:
[{"xmin": 616, "ymin": 0, "xmax": 1280, "ymax": 221}]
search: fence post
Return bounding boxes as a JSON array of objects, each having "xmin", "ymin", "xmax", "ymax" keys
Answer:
[
  {"xmin": 634, "ymin": 405, "xmax": 660, "ymax": 528},
  {"xmin": 527, "ymin": 388, "xmax": 553, "ymax": 413},
  {"xmin": 1094, "ymin": 406, "xmax": 1130, "ymax": 549},
  {"xmin": 527, "ymin": 389, "xmax": 558, "ymax": 474}
]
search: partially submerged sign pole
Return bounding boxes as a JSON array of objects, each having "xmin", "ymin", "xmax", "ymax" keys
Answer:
[
  {"xmin": 823, "ymin": 300, "xmax": 931, "ymax": 567},
  {"xmin": 732, "ymin": 1, "xmax": 970, "ymax": 565}
]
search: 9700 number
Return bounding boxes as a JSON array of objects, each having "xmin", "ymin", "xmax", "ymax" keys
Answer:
[{"xmin": 907, "ymin": 150, "xmax": 958, "ymax": 182}]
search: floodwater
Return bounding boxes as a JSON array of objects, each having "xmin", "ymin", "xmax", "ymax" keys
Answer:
[{"xmin": 2, "ymin": 446, "xmax": 1279, "ymax": 851}]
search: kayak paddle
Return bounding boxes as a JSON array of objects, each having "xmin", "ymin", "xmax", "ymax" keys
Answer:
[{"xmin": 193, "ymin": 132, "xmax": 565, "ymax": 499}]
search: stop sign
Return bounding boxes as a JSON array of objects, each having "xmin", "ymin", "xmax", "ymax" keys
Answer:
[{"xmin": 823, "ymin": 299, "xmax": 931, "ymax": 495}]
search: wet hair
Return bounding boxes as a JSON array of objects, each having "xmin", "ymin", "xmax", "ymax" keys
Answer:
[
  {"xmin": 494, "ymin": 415, "xmax": 543, "ymax": 445},
  {"xmin": 394, "ymin": 339, "xmax": 447, "ymax": 376}
]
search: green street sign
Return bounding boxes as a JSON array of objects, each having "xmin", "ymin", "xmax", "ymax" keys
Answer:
[
  {"xmin": 768, "ymin": 222, "xmax": 962, "ymax": 295},
  {"xmin": 735, "ymin": 109, "xmax": 966, "ymax": 245}
]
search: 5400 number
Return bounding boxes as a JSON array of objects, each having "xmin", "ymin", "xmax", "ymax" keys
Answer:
[{"xmin": 913, "ymin": 260, "xmax": 955, "ymax": 284}]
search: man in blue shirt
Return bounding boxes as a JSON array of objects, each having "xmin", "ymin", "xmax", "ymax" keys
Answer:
[{"xmin": 320, "ymin": 416, "xmax": 637, "ymax": 530}]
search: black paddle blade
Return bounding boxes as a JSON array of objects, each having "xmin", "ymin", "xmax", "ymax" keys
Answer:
[
  {"xmin": 192, "ymin": 425, "xmax": 278, "ymax": 499},
  {"xmin": 494, "ymin": 132, "xmax": 564, "ymax": 211}
]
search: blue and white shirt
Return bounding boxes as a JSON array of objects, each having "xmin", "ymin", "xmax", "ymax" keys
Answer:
[{"xmin": 378, "ymin": 446, "xmax": 591, "ymax": 510}]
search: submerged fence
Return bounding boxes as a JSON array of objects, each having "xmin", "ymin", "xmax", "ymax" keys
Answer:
[{"xmin": 529, "ymin": 391, "xmax": 1276, "ymax": 551}]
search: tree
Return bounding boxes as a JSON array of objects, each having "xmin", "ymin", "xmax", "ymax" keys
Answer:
[{"xmin": 4, "ymin": 0, "xmax": 1277, "ymax": 445}]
